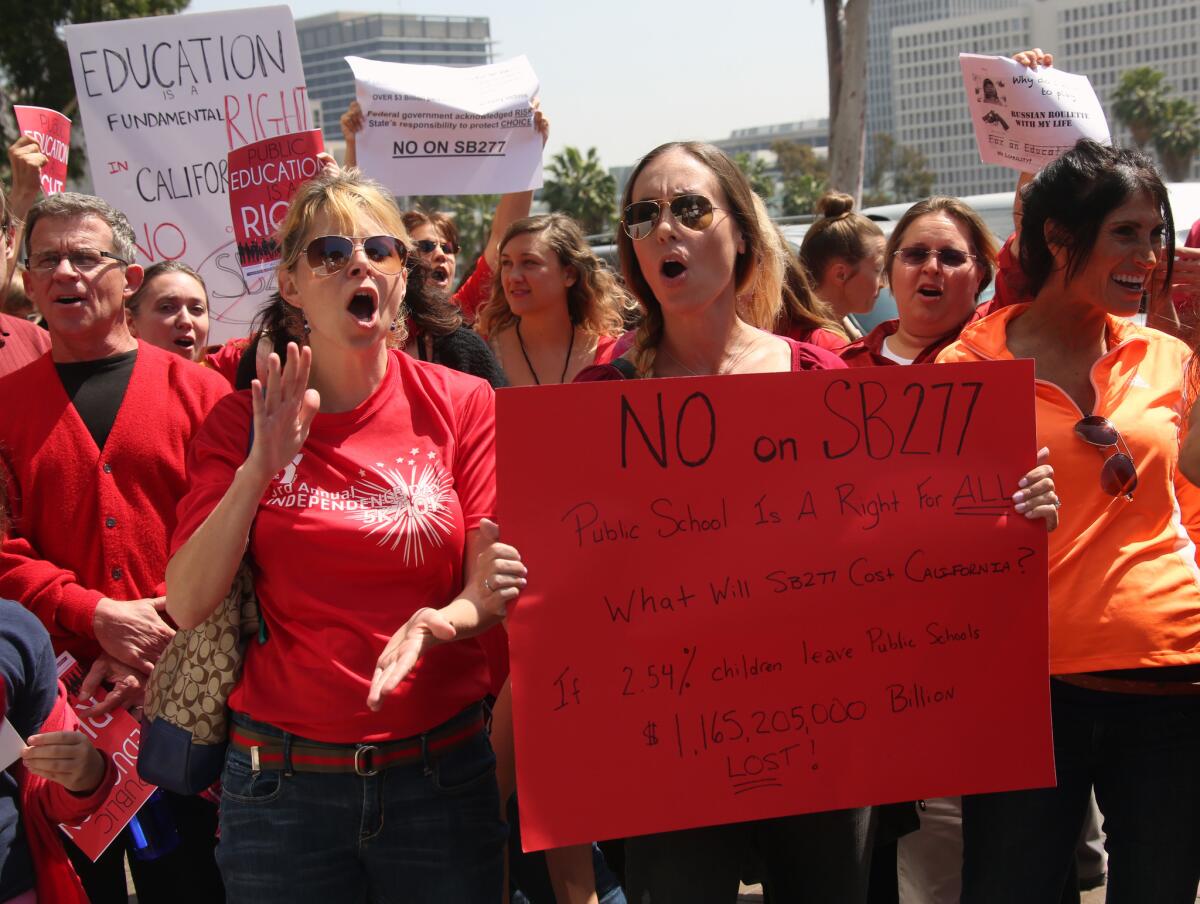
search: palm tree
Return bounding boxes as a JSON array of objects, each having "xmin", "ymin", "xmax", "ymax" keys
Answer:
[
  {"xmin": 1111, "ymin": 67, "xmax": 1170, "ymax": 149},
  {"xmin": 1154, "ymin": 97, "xmax": 1200, "ymax": 182},
  {"xmin": 542, "ymin": 146, "xmax": 617, "ymax": 235},
  {"xmin": 734, "ymin": 153, "xmax": 776, "ymax": 205}
]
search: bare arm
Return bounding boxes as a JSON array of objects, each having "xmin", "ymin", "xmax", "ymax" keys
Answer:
[
  {"xmin": 166, "ymin": 345, "xmax": 319, "ymax": 630},
  {"xmin": 367, "ymin": 518, "xmax": 526, "ymax": 710},
  {"xmin": 481, "ymin": 106, "xmax": 549, "ymax": 271},
  {"xmin": 340, "ymin": 100, "xmax": 362, "ymax": 169}
]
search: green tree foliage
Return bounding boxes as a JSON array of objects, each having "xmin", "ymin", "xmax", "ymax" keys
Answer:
[
  {"xmin": 407, "ymin": 193, "xmax": 499, "ymax": 286},
  {"xmin": 1112, "ymin": 67, "xmax": 1171, "ymax": 149},
  {"xmin": 864, "ymin": 132, "xmax": 933, "ymax": 204},
  {"xmin": 733, "ymin": 152, "xmax": 775, "ymax": 203},
  {"xmin": 0, "ymin": 0, "xmax": 188, "ymax": 179},
  {"xmin": 542, "ymin": 146, "xmax": 617, "ymax": 235},
  {"xmin": 771, "ymin": 139, "xmax": 828, "ymax": 216},
  {"xmin": 1153, "ymin": 97, "xmax": 1200, "ymax": 182}
]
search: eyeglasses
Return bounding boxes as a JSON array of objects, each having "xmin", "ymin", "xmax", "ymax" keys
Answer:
[
  {"xmin": 25, "ymin": 249, "xmax": 130, "ymax": 275},
  {"xmin": 893, "ymin": 247, "xmax": 979, "ymax": 269},
  {"xmin": 622, "ymin": 194, "xmax": 719, "ymax": 240},
  {"xmin": 1074, "ymin": 415, "xmax": 1137, "ymax": 500},
  {"xmin": 414, "ymin": 238, "xmax": 459, "ymax": 256},
  {"xmin": 304, "ymin": 235, "xmax": 407, "ymax": 277}
]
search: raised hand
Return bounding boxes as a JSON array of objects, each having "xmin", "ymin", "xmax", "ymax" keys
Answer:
[
  {"xmin": 6, "ymin": 135, "xmax": 48, "ymax": 220},
  {"xmin": 1012, "ymin": 48, "xmax": 1054, "ymax": 70},
  {"xmin": 340, "ymin": 100, "xmax": 364, "ymax": 140},
  {"xmin": 245, "ymin": 343, "xmax": 320, "ymax": 484}
]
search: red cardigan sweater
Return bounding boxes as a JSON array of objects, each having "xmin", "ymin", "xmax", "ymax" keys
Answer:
[{"xmin": 0, "ymin": 342, "xmax": 230, "ymax": 661}]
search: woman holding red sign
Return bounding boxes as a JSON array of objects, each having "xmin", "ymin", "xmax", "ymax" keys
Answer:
[
  {"xmin": 165, "ymin": 168, "xmax": 524, "ymax": 902},
  {"xmin": 940, "ymin": 139, "xmax": 1200, "ymax": 902}
]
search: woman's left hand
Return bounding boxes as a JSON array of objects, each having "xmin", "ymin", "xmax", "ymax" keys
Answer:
[
  {"xmin": 367, "ymin": 608, "xmax": 457, "ymax": 711},
  {"xmin": 1013, "ymin": 446, "xmax": 1059, "ymax": 532},
  {"xmin": 472, "ymin": 518, "xmax": 527, "ymax": 619}
]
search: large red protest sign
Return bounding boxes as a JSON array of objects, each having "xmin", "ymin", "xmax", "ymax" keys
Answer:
[
  {"xmin": 56, "ymin": 653, "xmax": 156, "ymax": 860},
  {"xmin": 497, "ymin": 360, "xmax": 1053, "ymax": 852},
  {"xmin": 227, "ymin": 129, "xmax": 324, "ymax": 280},
  {"xmin": 13, "ymin": 106, "xmax": 71, "ymax": 195}
]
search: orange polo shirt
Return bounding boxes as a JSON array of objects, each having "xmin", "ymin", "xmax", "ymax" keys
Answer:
[{"xmin": 939, "ymin": 305, "xmax": 1200, "ymax": 675}]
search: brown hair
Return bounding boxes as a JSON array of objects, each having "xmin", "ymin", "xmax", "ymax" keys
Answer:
[
  {"xmin": 884, "ymin": 196, "xmax": 998, "ymax": 300},
  {"xmin": 618, "ymin": 141, "xmax": 769, "ymax": 376},
  {"xmin": 477, "ymin": 214, "xmax": 632, "ymax": 344},
  {"xmin": 402, "ymin": 209, "xmax": 459, "ymax": 252},
  {"xmin": 126, "ymin": 260, "xmax": 207, "ymax": 316},
  {"xmin": 799, "ymin": 192, "xmax": 885, "ymax": 286}
]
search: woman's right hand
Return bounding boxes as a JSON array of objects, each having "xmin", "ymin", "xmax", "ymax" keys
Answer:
[
  {"xmin": 246, "ymin": 342, "xmax": 321, "ymax": 483},
  {"xmin": 340, "ymin": 100, "xmax": 363, "ymax": 142},
  {"xmin": 1012, "ymin": 48, "xmax": 1053, "ymax": 69}
]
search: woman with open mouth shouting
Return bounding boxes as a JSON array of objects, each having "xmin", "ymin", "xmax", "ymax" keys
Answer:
[
  {"xmin": 164, "ymin": 168, "xmax": 523, "ymax": 903},
  {"xmin": 574, "ymin": 140, "xmax": 863, "ymax": 903},
  {"xmin": 125, "ymin": 260, "xmax": 210, "ymax": 363}
]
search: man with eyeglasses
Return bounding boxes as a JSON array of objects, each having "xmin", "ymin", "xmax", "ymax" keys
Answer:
[{"xmin": 0, "ymin": 192, "xmax": 228, "ymax": 902}]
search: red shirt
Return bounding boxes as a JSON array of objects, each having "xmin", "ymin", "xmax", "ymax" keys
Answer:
[
  {"xmin": 203, "ymin": 337, "xmax": 251, "ymax": 387},
  {"xmin": 0, "ymin": 315, "xmax": 49, "ymax": 379},
  {"xmin": 576, "ymin": 335, "xmax": 845, "ymax": 381},
  {"xmin": 454, "ymin": 255, "xmax": 494, "ymax": 324},
  {"xmin": 0, "ymin": 344, "xmax": 230, "ymax": 660},
  {"xmin": 776, "ymin": 321, "xmax": 849, "ymax": 352},
  {"xmin": 171, "ymin": 351, "xmax": 497, "ymax": 742}
]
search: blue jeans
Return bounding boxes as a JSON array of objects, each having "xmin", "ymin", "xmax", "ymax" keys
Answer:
[
  {"xmin": 216, "ymin": 710, "xmax": 507, "ymax": 904},
  {"xmin": 962, "ymin": 680, "xmax": 1200, "ymax": 904}
]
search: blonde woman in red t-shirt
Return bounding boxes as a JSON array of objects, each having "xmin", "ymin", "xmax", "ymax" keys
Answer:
[{"xmin": 165, "ymin": 168, "xmax": 525, "ymax": 903}]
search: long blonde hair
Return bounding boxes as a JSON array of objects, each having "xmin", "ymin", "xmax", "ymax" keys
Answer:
[{"xmin": 477, "ymin": 214, "xmax": 633, "ymax": 346}]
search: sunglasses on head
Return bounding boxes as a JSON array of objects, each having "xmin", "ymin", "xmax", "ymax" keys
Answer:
[
  {"xmin": 1074, "ymin": 415, "xmax": 1137, "ymax": 500},
  {"xmin": 893, "ymin": 246, "xmax": 978, "ymax": 269},
  {"xmin": 414, "ymin": 238, "xmax": 459, "ymax": 256},
  {"xmin": 304, "ymin": 235, "xmax": 407, "ymax": 277},
  {"xmin": 622, "ymin": 193, "xmax": 719, "ymax": 240}
]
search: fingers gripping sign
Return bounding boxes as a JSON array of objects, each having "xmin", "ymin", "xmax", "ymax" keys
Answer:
[
  {"xmin": 1012, "ymin": 446, "xmax": 1060, "ymax": 533},
  {"xmin": 474, "ymin": 518, "xmax": 527, "ymax": 618},
  {"xmin": 248, "ymin": 343, "xmax": 321, "ymax": 482}
]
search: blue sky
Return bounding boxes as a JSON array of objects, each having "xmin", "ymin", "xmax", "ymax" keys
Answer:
[{"xmin": 183, "ymin": 0, "xmax": 831, "ymax": 169}]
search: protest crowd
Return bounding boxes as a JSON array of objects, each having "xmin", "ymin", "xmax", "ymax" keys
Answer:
[{"xmin": 0, "ymin": 23, "xmax": 1198, "ymax": 904}]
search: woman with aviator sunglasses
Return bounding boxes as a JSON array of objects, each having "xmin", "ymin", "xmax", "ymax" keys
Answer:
[
  {"xmin": 575, "ymin": 140, "xmax": 867, "ymax": 903},
  {"xmin": 940, "ymin": 139, "xmax": 1200, "ymax": 902},
  {"xmin": 166, "ymin": 168, "xmax": 523, "ymax": 902}
]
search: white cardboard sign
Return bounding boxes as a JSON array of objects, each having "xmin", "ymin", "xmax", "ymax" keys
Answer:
[
  {"xmin": 959, "ymin": 54, "xmax": 1110, "ymax": 172},
  {"xmin": 65, "ymin": 7, "xmax": 310, "ymax": 344},
  {"xmin": 348, "ymin": 55, "xmax": 542, "ymax": 196}
]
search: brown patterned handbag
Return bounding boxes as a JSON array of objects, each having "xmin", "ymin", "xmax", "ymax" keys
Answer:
[{"xmin": 137, "ymin": 560, "xmax": 259, "ymax": 794}]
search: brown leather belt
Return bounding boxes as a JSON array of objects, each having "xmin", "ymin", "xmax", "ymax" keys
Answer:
[
  {"xmin": 229, "ymin": 708, "xmax": 485, "ymax": 776},
  {"xmin": 1056, "ymin": 674, "xmax": 1200, "ymax": 696}
]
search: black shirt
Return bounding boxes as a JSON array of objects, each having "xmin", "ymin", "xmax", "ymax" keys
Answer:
[{"xmin": 54, "ymin": 349, "xmax": 137, "ymax": 450}]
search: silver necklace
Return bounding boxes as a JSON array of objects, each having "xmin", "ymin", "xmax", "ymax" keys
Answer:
[{"xmin": 658, "ymin": 334, "xmax": 761, "ymax": 377}]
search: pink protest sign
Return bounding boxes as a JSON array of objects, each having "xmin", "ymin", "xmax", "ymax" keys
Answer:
[{"xmin": 14, "ymin": 106, "xmax": 71, "ymax": 195}]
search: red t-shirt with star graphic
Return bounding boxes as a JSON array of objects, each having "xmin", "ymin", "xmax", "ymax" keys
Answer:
[{"xmin": 171, "ymin": 350, "xmax": 496, "ymax": 742}]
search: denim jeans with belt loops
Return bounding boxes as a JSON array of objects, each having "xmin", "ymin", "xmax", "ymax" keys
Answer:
[{"xmin": 216, "ymin": 708, "xmax": 507, "ymax": 904}]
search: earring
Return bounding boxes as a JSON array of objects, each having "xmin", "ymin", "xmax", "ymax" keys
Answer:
[
  {"xmin": 302, "ymin": 314, "xmax": 310, "ymax": 334},
  {"xmin": 389, "ymin": 316, "xmax": 400, "ymax": 332}
]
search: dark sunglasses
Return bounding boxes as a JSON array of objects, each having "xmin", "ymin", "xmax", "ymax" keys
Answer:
[
  {"xmin": 304, "ymin": 235, "xmax": 407, "ymax": 277},
  {"xmin": 1074, "ymin": 415, "xmax": 1137, "ymax": 500},
  {"xmin": 893, "ymin": 246, "xmax": 978, "ymax": 269},
  {"xmin": 622, "ymin": 193, "xmax": 718, "ymax": 240},
  {"xmin": 414, "ymin": 238, "xmax": 459, "ymax": 256}
]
